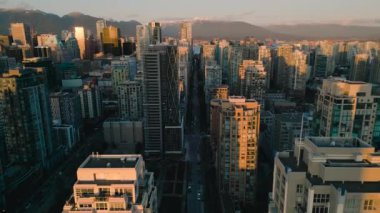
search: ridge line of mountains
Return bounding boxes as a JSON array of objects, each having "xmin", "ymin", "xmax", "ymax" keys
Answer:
[{"xmin": 1, "ymin": 8, "xmax": 380, "ymax": 40}]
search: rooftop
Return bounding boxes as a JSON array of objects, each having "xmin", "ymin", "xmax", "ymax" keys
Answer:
[
  {"xmin": 306, "ymin": 173, "xmax": 380, "ymax": 193},
  {"xmin": 81, "ymin": 154, "xmax": 140, "ymax": 169},
  {"xmin": 308, "ymin": 137, "xmax": 370, "ymax": 148}
]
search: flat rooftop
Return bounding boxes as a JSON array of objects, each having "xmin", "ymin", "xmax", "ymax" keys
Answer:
[
  {"xmin": 81, "ymin": 155, "xmax": 140, "ymax": 169},
  {"xmin": 308, "ymin": 137, "xmax": 371, "ymax": 148},
  {"xmin": 307, "ymin": 173, "xmax": 380, "ymax": 193}
]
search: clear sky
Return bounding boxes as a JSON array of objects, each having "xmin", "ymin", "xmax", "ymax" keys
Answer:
[{"xmin": 1, "ymin": 0, "xmax": 380, "ymax": 26}]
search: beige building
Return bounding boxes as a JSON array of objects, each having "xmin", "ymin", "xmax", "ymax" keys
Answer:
[
  {"xmin": 269, "ymin": 136, "xmax": 380, "ymax": 213},
  {"xmin": 316, "ymin": 78, "xmax": 380, "ymax": 146},
  {"xmin": 63, "ymin": 154, "xmax": 157, "ymax": 213},
  {"xmin": 210, "ymin": 96, "xmax": 260, "ymax": 205},
  {"xmin": 179, "ymin": 22, "xmax": 192, "ymax": 42},
  {"xmin": 205, "ymin": 60, "xmax": 223, "ymax": 105},
  {"xmin": 10, "ymin": 23, "xmax": 31, "ymax": 45}
]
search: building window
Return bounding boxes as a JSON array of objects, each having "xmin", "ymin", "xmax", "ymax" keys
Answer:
[
  {"xmin": 312, "ymin": 206, "xmax": 328, "ymax": 213},
  {"xmin": 364, "ymin": 200, "xmax": 376, "ymax": 210},
  {"xmin": 96, "ymin": 203, "xmax": 108, "ymax": 210},
  {"xmin": 296, "ymin": 184, "xmax": 303, "ymax": 194},
  {"xmin": 110, "ymin": 203, "xmax": 124, "ymax": 210},
  {"xmin": 313, "ymin": 194, "xmax": 330, "ymax": 203},
  {"xmin": 99, "ymin": 187, "xmax": 110, "ymax": 196}
]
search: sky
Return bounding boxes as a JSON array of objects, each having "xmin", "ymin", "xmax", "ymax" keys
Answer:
[{"xmin": 1, "ymin": 0, "xmax": 380, "ymax": 26}]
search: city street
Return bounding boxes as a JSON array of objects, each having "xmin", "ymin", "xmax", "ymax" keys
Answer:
[
  {"xmin": 185, "ymin": 55, "xmax": 204, "ymax": 213},
  {"xmin": 17, "ymin": 129, "xmax": 106, "ymax": 213}
]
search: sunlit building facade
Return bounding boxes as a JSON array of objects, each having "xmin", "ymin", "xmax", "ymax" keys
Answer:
[
  {"xmin": 10, "ymin": 23, "xmax": 32, "ymax": 45},
  {"xmin": 74, "ymin": 27, "xmax": 87, "ymax": 59},
  {"xmin": 316, "ymin": 78, "xmax": 380, "ymax": 148},
  {"xmin": 211, "ymin": 96, "xmax": 260, "ymax": 205}
]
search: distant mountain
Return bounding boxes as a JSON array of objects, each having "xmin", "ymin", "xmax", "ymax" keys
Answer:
[
  {"xmin": 0, "ymin": 8, "xmax": 140, "ymax": 37},
  {"xmin": 267, "ymin": 24, "xmax": 380, "ymax": 40},
  {"xmin": 2, "ymin": 9, "xmax": 380, "ymax": 40},
  {"xmin": 162, "ymin": 20, "xmax": 295, "ymax": 40}
]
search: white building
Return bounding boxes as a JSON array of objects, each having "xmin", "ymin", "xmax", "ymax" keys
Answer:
[
  {"xmin": 63, "ymin": 154, "xmax": 157, "ymax": 213},
  {"xmin": 270, "ymin": 136, "xmax": 380, "ymax": 213}
]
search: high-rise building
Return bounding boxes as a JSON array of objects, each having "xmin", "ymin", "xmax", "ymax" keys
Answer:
[
  {"xmin": 37, "ymin": 34, "xmax": 58, "ymax": 51},
  {"xmin": 10, "ymin": 23, "xmax": 32, "ymax": 45},
  {"xmin": 239, "ymin": 60, "xmax": 268, "ymax": 104},
  {"xmin": 102, "ymin": 26, "xmax": 121, "ymax": 56},
  {"xmin": 0, "ymin": 56, "xmax": 17, "ymax": 73},
  {"xmin": 135, "ymin": 25, "xmax": 151, "ymax": 62},
  {"xmin": 111, "ymin": 56, "xmax": 130, "ymax": 90},
  {"xmin": 269, "ymin": 136, "xmax": 380, "ymax": 213},
  {"xmin": 117, "ymin": 81, "xmax": 143, "ymax": 121},
  {"xmin": 204, "ymin": 60, "xmax": 222, "ymax": 105},
  {"xmin": 228, "ymin": 45, "xmax": 244, "ymax": 95},
  {"xmin": 201, "ymin": 44, "xmax": 216, "ymax": 70},
  {"xmin": 22, "ymin": 57, "xmax": 56, "ymax": 90},
  {"xmin": 313, "ymin": 53, "xmax": 328, "ymax": 78},
  {"xmin": 103, "ymin": 119, "xmax": 143, "ymax": 153},
  {"xmin": 63, "ymin": 154, "xmax": 158, "ymax": 213},
  {"xmin": 211, "ymin": 85, "xmax": 229, "ymax": 100},
  {"xmin": 33, "ymin": 46, "xmax": 52, "ymax": 58},
  {"xmin": 143, "ymin": 45, "xmax": 182, "ymax": 154},
  {"xmin": 177, "ymin": 40, "xmax": 192, "ymax": 98},
  {"xmin": 96, "ymin": 19, "xmax": 107, "ymax": 41},
  {"xmin": 179, "ymin": 22, "xmax": 192, "ymax": 42},
  {"xmin": 273, "ymin": 112, "xmax": 310, "ymax": 152},
  {"xmin": 78, "ymin": 82, "xmax": 102, "ymax": 119},
  {"xmin": 210, "ymin": 96, "xmax": 260, "ymax": 205},
  {"xmin": 289, "ymin": 50, "xmax": 309, "ymax": 98},
  {"xmin": 316, "ymin": 78, "xmax": 380, "ymax": 147},
  {"xmin": 148, "ymin": 21, "xmax": 162, "ymax": 44},
  {"xmin": 370, "ymin": 54, "xmax": 380, "ymax": 84},
  {"xmin": 275, "ymin": 44, "xmax": 293, "ymax": 89},
  {"xmin": 349, "ymin": 53, "xmax": 369, "ymax": 82},
  {"xmin": 0, "ymin": 68, "xmax": 53, "ymax": 168},
  {"xmin": 50, "ymin": 92, "xmax": 82, "ymax": 142},
  {"xmin": 74, "ymin": 26, "xmax": 87, "ymax": 59}
]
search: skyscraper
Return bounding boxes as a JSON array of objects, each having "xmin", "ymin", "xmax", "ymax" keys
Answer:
[
  {"xmin": 349, "ymin": 53, "xmax": 369, "ymax": 81},
  {"xmin": 316, "ymin": 78, "xmax": 380, "ymax": 147},
  {"xmin": 111, "ymin": 56, "xmax": 130, "ymax": 90},
  {"xmin": 78, "ymin": 82, "xmax": 102, "ymax": 119},
  {"xmin": 0, "ymin": 68, "xmax": 53, "ymax": 168},
  {"xmin": 117, "ymin": 81, "xmax": 143, "ymax": 121},
  {"xmin": 239, "ymin": 60, "xmax": 268, "ymax": 104},
  {"xmin": 50, "ymin": 92, "xmax": 82, "ymax": 143},
  {"xmin": 74, "ymin": 26, "xmax": 86, "ymax": 59},
  {"xmin": 96, "ymin": 19, "xmax": 107, "ymax": 41},
  {"xmin": 204, "ymin": 60, "xmax": 222, "ymax": 105},
  {"xmin": 135, "ymin": 25, "xmax": 151, "ymax": 62},
  {"xmin": 143, "ymin": 45, "xmax": 182, "ymax": 154},
  {"xmin": 10, "ymin": 23, "xmax": 32, "ymax": 45},
  {"xmin": 275, "ymin": 44, "xmax": 293, "ymax": 89},
  {"xmin": 102, "ymin": 26, "xmax": 121, "ymax": 56},
  {"xmin": 210, "ymin": 96, "xmax": 260, "ymax": 205},
  {"xmin": 179, "ymin": 22, "xmax": 192, "ymax": 42},
  {"xmin": 148, "ymin": 21, "xmax": 162, "ymax": 44}
]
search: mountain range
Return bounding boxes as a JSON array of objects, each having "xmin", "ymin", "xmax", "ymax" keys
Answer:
[{"xmin": 1, "ymin": 8, "xmax": 380, "ymax": 40}]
